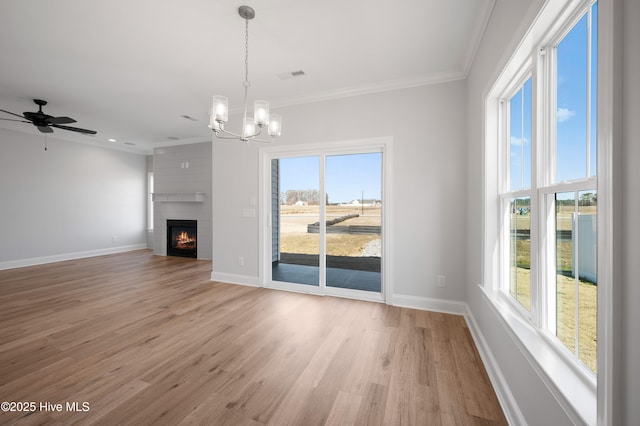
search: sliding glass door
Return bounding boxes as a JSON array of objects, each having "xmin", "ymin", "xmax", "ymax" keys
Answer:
[
  {"xmin": 269, "ymin": 149, "xmax": 383, "ymax": 298},
  {"xmin": 271, "ymin": 156, "xmax": 320, "ymax": 286},
  {"xmin": 325, "ymin": 153, "xmax": 382, "ymax": 292}
]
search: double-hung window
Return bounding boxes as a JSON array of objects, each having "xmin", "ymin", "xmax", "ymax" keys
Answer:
[
  {"xmin": 486, "ymin": 0, "xmax": 606, "ymax": 422},
  {"xmin": 499, "ymin": 0, "xmax": 599, "ymax": 371}
]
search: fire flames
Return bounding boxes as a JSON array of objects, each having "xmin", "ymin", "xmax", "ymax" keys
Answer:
[{"xmin": 175, "ymin": 230, "xmax": 196, "ymax": 249}]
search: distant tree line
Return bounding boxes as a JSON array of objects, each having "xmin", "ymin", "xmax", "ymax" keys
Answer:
[
  {"xmin": 556, "ymin": 192, "xmax": 597, "ymax": 207},
  {"xmin": 512, "ymin": 192, "xmax": 597, "ymax": 211},
  {"xmin": 281, "ymin": 189, "xmax": 322, "ymax": 205}
]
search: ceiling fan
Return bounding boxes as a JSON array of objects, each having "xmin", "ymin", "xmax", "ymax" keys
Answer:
[{"xmin": 0, "ymin": 99, "xmax": 97, "ymax": 135}]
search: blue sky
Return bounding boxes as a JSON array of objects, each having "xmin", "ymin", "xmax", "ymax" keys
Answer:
[
  {"xmin": 510, "ymin": 1, "xmax": 597, "ymax": 187},
  {"xmin": 279, "ymin": 153, "xmax": 382, "ymax": 204},
  {"xmin": 556, "ymin": 2, "xmax": 598, "ymax": 182}
]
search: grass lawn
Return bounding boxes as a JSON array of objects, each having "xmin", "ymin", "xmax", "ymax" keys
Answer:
[
  {"xmin": 279, "ymin": 205, "xmax": 381, "ymax": 257},
  {"xmin": 280, "ymin": 233, "xmax": 380, "ymax": 257},
  {"xmin": 514, "ymin": 267, "xmax": 597, "ymax": 372}
]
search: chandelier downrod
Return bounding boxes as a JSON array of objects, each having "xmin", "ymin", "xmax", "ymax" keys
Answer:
[{"xmin": 209, "ymin": 5, "xmax": 282, "ymax": 143}]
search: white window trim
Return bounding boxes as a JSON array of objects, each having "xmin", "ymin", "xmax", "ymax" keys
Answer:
[{"xmin": 482, "ymin": 0, "xmax": 613, "ymax": 424}]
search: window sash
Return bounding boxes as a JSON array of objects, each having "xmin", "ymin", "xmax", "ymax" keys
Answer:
[
  {"xmin": 499, "ymin": 71, "xmax": 536, "ymax": 319},
  {"xmin": 538, "ymin": 178, "xmax": 597, "ymax": 333}
]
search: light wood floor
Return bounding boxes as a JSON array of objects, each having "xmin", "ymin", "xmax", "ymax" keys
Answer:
[{"xmin": 0, "ymin": 250, "xmax": 506, "ymax": 425}]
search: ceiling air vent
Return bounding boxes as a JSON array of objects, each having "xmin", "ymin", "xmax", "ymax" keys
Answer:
[{"xmin": 277, "ymin": 70, "xmax": 306, "ymax": 80}]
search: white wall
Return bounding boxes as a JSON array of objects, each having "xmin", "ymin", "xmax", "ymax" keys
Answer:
[
  {"xmin": 213, "ymin": 81, "xmax": 468, "ymax": 302},
  {"xmin": 466, "ymin": 0, "xmax": 638, "ymax": 424},
  {"xmin": 0, "ymin": 128, "xmax": 147, "ymax": 267}
]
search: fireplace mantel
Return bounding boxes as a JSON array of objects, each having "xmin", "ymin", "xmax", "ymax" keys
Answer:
[{"xmin": 152, "ymin": 192, "xmax": 205, "ymax": 203}]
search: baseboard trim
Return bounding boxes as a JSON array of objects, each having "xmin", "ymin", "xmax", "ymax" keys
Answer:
[
  {"xmin": 211, "ymin": 271, "xmax": 260, "ymax": 287},
  {"xmin": 390, "ymin": 294, "xmax": 468, "ymax": 315},
  {"xmin": 463, "ymin": 305, "xmax": 527, "ymax": 426},
  {"xmin": 0, "ymin": 244, "xmax": 148, "ymax": 271}
]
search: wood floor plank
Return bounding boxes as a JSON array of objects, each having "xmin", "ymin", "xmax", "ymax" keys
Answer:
[
  {"xmin": 354, "ymin": 381, "xmax": 388, "ymax": 426},
  {"xmin": 324, "ymin": 390, "xmax": 362, "ymax": 426},
  {"xmin": 0, "ymin": 250, "xmax": 507, "ymax": 425}
]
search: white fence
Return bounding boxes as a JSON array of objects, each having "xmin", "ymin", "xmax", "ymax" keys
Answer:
[{"xmin": 574, "ymin": 214, "xmax": 597, "ymax": 283}]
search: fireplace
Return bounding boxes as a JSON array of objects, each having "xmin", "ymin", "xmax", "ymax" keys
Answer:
[{"xmin": 166, "ymin": 220, "xmax": 197, "ymax": 258}]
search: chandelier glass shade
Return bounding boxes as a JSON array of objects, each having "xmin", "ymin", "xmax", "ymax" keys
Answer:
[{"xmin": 209, "ymin": 6, "xmax": 282, "ymax": 142}]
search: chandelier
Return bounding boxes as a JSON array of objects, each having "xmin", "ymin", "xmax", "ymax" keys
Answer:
[{"xmin": 209, "ymin": 5, "xmax": 282, "ymax": 142}]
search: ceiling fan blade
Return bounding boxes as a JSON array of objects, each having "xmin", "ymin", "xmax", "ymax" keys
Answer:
[
  {"xmin": 51, "ymin": 124, "xmax": 97, "ymax": 135},
  {"xmin": 23, "ymin": 111, "xmax": 42, "ymax": 121},
  {"xmin": 46, "ymin": 116, "xmax": 76, "ymax": 125},
  {"xmin": 0, "ymin": 117, "xmax": 30, "ymax": 123},
  {"xmin": 0, "ymin": 109, "xmax": 27, "ymax": 119},
  {"xmin": 37, "ymin": 126, "xmax": 53, "ymax": 133}
]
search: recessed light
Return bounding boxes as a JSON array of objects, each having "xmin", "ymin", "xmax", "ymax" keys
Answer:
[
  {"xmin": 124, "ymin": 142, "xmax": 136, "ymax": 146},
  {"xmin": 108, "ymin": 138, "xmax": 117, "ymax": 142},
  {"xmin": 168, "ymin": 136, "xmax": 180, "ymax": 140},
  {"xmin": 181, "ymin": 115, "xmax": 198, "ymax": 121}
]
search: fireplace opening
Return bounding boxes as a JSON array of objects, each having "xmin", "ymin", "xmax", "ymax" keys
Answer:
[{"xmin": 167, "ymin": 220, "xmax": 197, "ymax": 258}]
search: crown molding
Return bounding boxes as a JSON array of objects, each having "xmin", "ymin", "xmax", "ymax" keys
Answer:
[
  {"xmin": 269, "ymin": 70, "xmax": 468, "ymax": 110},
  {"xmin": 462, "ymin": 0, "xmax": 497, "ymax": 77}
]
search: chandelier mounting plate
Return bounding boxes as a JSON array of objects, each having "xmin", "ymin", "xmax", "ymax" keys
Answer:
[{"xmin": 238, "ymin": 6, "xmax": 255, "ymax": 20}]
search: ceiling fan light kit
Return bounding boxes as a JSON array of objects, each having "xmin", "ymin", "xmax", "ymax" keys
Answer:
[
  {"xmin": 209, "ymin": 5, "xmax": 282, "ymax": 143},
  {"xmin": 0, "ymin": 99, "xmax": 97, "ymax": 135}
]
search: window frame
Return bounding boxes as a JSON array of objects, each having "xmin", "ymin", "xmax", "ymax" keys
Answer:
[{"xmin": 482, "ymin": 0, "xmax": 612, "ymax": 423}]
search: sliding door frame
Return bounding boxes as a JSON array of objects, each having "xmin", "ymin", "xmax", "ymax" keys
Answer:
[{"xmin": 258, "ymin": 136, "xmax": 393, "ymax": 304}]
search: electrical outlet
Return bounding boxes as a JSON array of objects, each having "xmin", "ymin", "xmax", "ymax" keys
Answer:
[
  {"xmin": 437, "ymin": 275, "xmax": 446, "ymax": 288},
  {"xmin": 238, "ymin": 256, "xmax": 245, "ymax": 266}
]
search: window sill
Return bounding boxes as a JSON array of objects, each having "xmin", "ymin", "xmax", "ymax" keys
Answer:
[{"xmin": 479, "ymin": 284, "xmax": 596, "ymax": 426}]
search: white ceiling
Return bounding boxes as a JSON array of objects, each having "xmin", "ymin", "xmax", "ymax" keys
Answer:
[{"xmin": 0, "ymin": 0, "xmax": 494, "ymax": 154}]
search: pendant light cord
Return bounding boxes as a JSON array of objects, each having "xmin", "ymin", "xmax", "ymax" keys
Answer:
[
  {"xmin": 242, "ymin": 16, "xmax": 250, "ymax": 137},
  {"xmin": 245, "ymin": 17, "xmax": 250, "ymax": 86}
]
